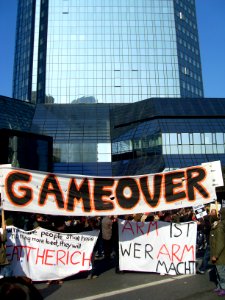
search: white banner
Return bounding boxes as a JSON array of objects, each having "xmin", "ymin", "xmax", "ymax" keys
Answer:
[
  {"xmin": 0, "ymin": 161, "xmax": 223, "ymax": 216},
  {"xmin": 118, "ymin": 220, "xmax": 197, "ymax": 275},
  {"xmin": 2, "ymin": 226, "xmax": 99, "ymax": 281}
]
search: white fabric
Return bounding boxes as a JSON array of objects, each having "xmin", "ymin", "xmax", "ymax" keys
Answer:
[
  {"xmin": 1, "ymin": 226, "xmax": 99, "ymax": 281},
  {"xmin": 118, "ymin": 219, "xmax": 197, "ymax": 275},
  {"xmin": 0, "ymin": 161, "xmax": 223, "ymax": 216}
]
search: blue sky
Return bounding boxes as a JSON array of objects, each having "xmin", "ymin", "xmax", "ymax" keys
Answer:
[{"xmin": 0, "ymin": 0, "xmax": 225, "ymax": 98}]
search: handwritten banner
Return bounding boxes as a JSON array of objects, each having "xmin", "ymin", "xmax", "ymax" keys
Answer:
[
  {"xmin": 0, "ymin": 161, "xmax": 223, "ymax": 216},
  {"xmin": 1, "ymin": 226, "xmax": 99, "ymax": 281},
  {"xmin": 118, "ymin": 220, "xmax": 197, "ymax": 275}
]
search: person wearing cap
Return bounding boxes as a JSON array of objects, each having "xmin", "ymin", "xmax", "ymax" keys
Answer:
[{"xmin": 210, "ymin": 207, "xmax": 225, "ymax": 296}]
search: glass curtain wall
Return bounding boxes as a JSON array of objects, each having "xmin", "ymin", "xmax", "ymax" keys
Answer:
[
  {"xmin": 31, "ymin": 103, "xmax": 112, "ymax": 175},
  {"xmin": 13, "ymin": 0, "xmax": 35, "ymax": 101},
  {"xmin": 43, "ymin": 0, "xmax": 181, "ymax": 104},
  {"xmin": 14, "ymin": 0, "xmax": 204, "ymax": 103},
  {"xmin": 173, "ymin": 0, "xmax": 204, "ymax": 97}
]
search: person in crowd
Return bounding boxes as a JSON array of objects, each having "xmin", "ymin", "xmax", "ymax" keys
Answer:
[
  {"xmin": 211, "ymin": 208, "xmax": 219, "ymax": 218},
  {"xmin": 52, "ymin": 216, "xmax": 66, "ymax": 232},
  {"xmin": 86, "ymin": 217, "xmax": 100, "ymax": 279},
  {"xmin": 156, "ymin": 211, "xmax": 165, "ymax": 221},
  {"xmin": 111, "ymin": 216, "xmax": 124, "ymax": 274},
  {"xmin": 179, "ymin": 208, "xmax": 195, "ymax": 222},
  {"xmin": 68, "ymin": 217, "xmax": 85, "ymax": 233},
  {"xmin": 94, "ymin": 217, "xmax": 104, "ymax": 259},
  {"xmin": 101, "ymin": 216, "xmax": 113, "ymax": 260},
  {"xmin": 197, "ymin": 210, "xmax": 219, "ymax": 274},
  {"xmin": 0, "ymin": 216, "xmax": 12, "ymax": 278},
  {"xmin": 171, "ymin": 211, "xmax": 180, "ymax": 223},
  {"xmin": 196, "ymin": 216, "xmax": 207, "ymax": 255},
  {"xmin": 124, "ymin": 214, "xmax": 133, "ymax": 221},
  {"xmin": 5, "ymin": 214, "xmax": 14, "ymax": 226},
  {"xmin": 132, "ymin": 213, "xmax": 143, "ymax": 222},
  {"xmin": 21, "ymin": 213, "xmax": 34, "ymax": 231},
  {"xmin": 197, "ymin": 215, "xmax": 215, "ymax": 274},
  {"xmin": 141, "ymin": 213, "xmax": 147, "ymax": 222},
  {"xmin": 161, "ymin": 211, "xmax": 172, "ymax": 222},
  {"xmin": 0, "ymin": 276, "xmax": 43, "ymax": 300},
  {"xmin": 33, "ymin": 214, "xmax": 51, "ymax": 229},
  {"xmin": 145, "ymin": 213, "xmax": 155, "ymax": 222},
  {"xmin": 210, "ymin": 207, "xmax": 225, "ymax": 296}
]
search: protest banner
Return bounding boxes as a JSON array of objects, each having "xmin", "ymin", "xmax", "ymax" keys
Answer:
[
  {"xmin": 0, "ymin": 161, "xmax": 223, "ymax": 216},
  {"xmin": 1, "ymin": 226, "xmax": 99, "ymax": 281},
  {"xmin": 193, "ymin": 204, "xmax": 207, "ymax": 219},
  {"xmin": 118, "ymin": 219, "xmax": 197, "ymax": 275}
]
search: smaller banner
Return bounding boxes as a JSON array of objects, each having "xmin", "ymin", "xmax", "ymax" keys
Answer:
[
  {"xmin": 193, "ymin": 204, "xmax": 207, "ymax": 219},
  {"xmin": 118, "ymin": 220, "xmax": 197, "ymax": 275},
  {"xmin": 2, "ymin": 226, "xmax": 99, "ymax": 281}
]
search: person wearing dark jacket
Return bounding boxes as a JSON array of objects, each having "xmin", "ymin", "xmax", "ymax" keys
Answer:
[
  {"xmin": 210, "ymin": 207, "xmax": 225, "ymax": 296},
  {"xmin": 197, "ymin": 211, "xmax": 219, "ymax": 274}
]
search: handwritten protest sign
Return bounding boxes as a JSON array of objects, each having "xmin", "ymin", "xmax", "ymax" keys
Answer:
[
  {"xmin": 0, "ymin": 161, "xmax": 223, "ymax": 216},
  {"xmin": 1, "ymin": 226, "xmax": 99, "ymax": 281},
  {"xmin": 118, "ymin": 220, "xmax": 197, "ymax": 275},
  {"xmin": 193, "ymin": 204, "xmax": 207, "ymax": 219}
]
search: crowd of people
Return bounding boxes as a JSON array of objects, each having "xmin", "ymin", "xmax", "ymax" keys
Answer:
[{"xmin": 1, "ymin": 205, "xmax": 225, "ymax": 297}]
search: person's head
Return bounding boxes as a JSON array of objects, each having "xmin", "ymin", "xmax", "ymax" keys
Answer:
[
  {"xmin": 0, "ymin": 282, "xmax": 29, "ymax": 300},
  {"xmin": 53, "ymin": 217, "xmax": 65, "ymax": 229},
  {"xmin": 145, "ymin": 213, "xmax": 155, "ymax": 222},
  {"xmin": 133, "ymin": 214, "xmax": 142, "ymax": 222},
  {"xmin": 36, "ymin": 214, "xmax": 44, "ymax": 222},
  {"xmin": 124, "ymin": 214, "xmax": 133, "ymax": 220},
  {"xmin": 210, "ymin": 209, "xmax": 218, "ymax": 217},
  {"xmin": 88, "ymin": 217, "xmax": 98, "ymax": 228},
  {"xmin": 163, "ymin": 212, "xmax": 172, "ymax": 222},
  {"xmin": 0, "ymin": 277, "xmax": 43, "ymax": 300}
]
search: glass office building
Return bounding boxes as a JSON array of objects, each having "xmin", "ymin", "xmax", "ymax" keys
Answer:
[
  {"xmin": 111, "ymin": 98, "xmax": 225, "ymax": 175},
  {"xmin": 1, "ymin": 95, "xmax": 225, "ymax": 179},
  {"xmin": 13, "ymin": 0, "xmax": 203, "ymax": 104},
  {"xmin": 30, "ymin": 103, "xmax": 112, "ymax": 175},
  {"xmin": 6, "ymin": 1, "xmax": 224, "ymax": 197},
  {"xmin": 0, "ymin": 96, "xmax": 52, "ymax": 171}
]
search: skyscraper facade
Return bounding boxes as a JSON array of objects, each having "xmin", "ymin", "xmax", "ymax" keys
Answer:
[{"xmin": 13, "ymin": 0, "xmax": 204, "ymax": 104}]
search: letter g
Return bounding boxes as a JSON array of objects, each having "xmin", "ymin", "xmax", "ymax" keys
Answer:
[{"xmin": 6, "ymin": 171, "xmax": 33, "ymax": 206}]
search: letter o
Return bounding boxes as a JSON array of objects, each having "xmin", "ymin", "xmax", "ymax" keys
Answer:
[{"xmin": 116, "ymin": 178, "xmax": 139, "ymax": 209}]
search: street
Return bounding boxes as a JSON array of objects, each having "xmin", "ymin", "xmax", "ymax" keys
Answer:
[{"xmin": 35, "ymin": 258, "xmax": 218, "ymax": 300}]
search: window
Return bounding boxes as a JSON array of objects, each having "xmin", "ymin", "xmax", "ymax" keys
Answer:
[{"xmin": 181, "ymin": 133, "xmax": 189, "ymax": 144}]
